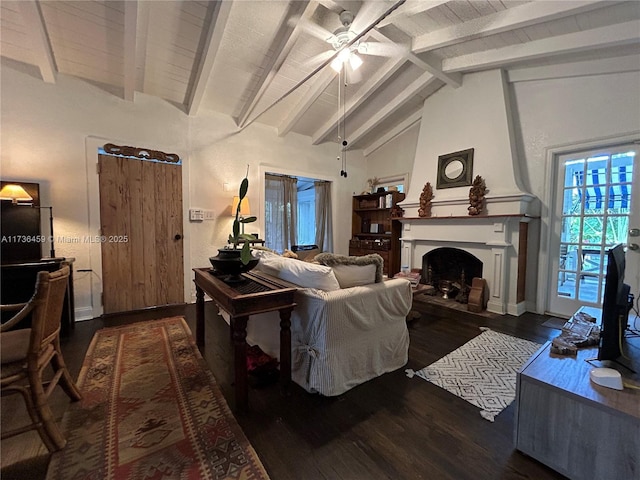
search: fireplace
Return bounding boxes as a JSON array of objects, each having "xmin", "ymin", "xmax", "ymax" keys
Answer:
[
  {"xmin": 422, "ymin": 248, "xmax": 482, "ymax": 302},
  {"xmin": 397, "ymin": 211, "xmax": 537, "ymax": 315}
]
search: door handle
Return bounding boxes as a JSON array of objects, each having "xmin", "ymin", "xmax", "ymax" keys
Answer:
[
  {"xmin": 627, "ymin": 243, "xmax": 639, "ymax": 251},
  {"xmin": 174, "ymin": 234, "xmax": 182, "ymax": 241}
]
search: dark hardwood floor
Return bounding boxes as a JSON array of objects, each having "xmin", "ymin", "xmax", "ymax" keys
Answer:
[{"xmin": 1, "ymin": 298, "xmax": 568, "ymax": 480}]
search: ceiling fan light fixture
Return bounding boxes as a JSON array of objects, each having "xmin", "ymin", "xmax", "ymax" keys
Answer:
[
  {"xmin": 330, "ymin": 56, "xmax": 343, "ymax": 72},
  {"xmin": 349, "ymin": 53, "xmax": 363, "ymax": 71},
  {"xmin": 331, "ymin": 48, "xmax": 354, "ymax": 72}
]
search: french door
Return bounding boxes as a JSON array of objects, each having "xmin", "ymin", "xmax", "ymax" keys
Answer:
[{"xmin": 548, "ymin": 143, "xmax": 639, "ymax": 317}]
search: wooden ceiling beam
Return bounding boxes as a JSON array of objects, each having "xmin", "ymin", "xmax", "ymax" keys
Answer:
[
  {"xmin": 363, "ymin": 109, "xmax": 421, "ymax": 157},
  {"xmin": 186, "ymin": 0, "xmax": 233, "ymax": 116},
  {"xmin": 368, "ymin": 29, "xmax": 461, "ymax": 88},
  {"xmin": 348, "ymin": 71, "xmax": 435, "ymax": 147},
  {"xmin": 134, "ymin": 1, "xmax": 150, "ymax": 94},
  {"xmin": 278, "ymin": 68, "xmax": 336, "ymax": 137},
  {"xmin": 17, "ymin": 0, "xmax": 56, "ymax": 83},
  {"xmin": 123, "ymin": 0, "xmax": 137, "ymax": 101},
  {"xmin": 377, "ymin": 0, "xmax": 449, "ymax": 28},
  {"xmin": 413, "ymin": 0, "xmax": 616, "ymax": 54},
  {"xmin": 237, "ymin": 1, "xmax": 318, "ymax": 129},
  {"xmin": 444, "ymin": 20, "xmax": 640, "ymax": 73},
  {"xmin": 311, "ymin": 55, "xmax": 407, "ymax": 145}
]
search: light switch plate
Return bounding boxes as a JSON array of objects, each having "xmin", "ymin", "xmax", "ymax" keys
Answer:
[{"xmin": 189, "ymin": 208, "xmax": 204, "ymax": 221}]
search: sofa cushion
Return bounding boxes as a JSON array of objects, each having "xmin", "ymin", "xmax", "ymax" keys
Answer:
[
  {"xmin": 314, "ymin": 253, "xmax": 384, "ymax": 284},
  {"xmin": 297, "ymin": 248, "xmax": 321, "ymax": 262},
  {"xmin": 255, "ymin": 253, "xmax": 340, "ymax": 291},
  {"xmin": 331, "ymin": 264, "xmax": 377, "ymax": 288}
]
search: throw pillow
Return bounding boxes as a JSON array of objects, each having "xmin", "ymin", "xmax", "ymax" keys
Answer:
[
  {"xmin": 297, "ymin": 248, "xmax": 320, "ymax": 262},
  {"xmin": 314, "ymin": 253, "xmax": 384, "ymax": 283},
  {"xmin": 256, "ymin": 254, "xmax": 341, "ymax": 291},
  {"xmin": 331, "ymin": 264, "xmax": 377, "ymax": 288}
]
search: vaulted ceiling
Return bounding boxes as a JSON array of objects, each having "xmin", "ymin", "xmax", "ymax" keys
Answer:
[{"xmin": 1, "ymin": 1, "xmax": 639, "ymax": 152}]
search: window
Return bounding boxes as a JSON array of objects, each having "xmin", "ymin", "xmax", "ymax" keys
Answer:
[
  {"xmin": 264, "ymin": 174, "xmax": 332, "ymax": 253},
  {"xmin": 377, "ymin": 173, "xmax": 409, "ymax": 193},
  {"xmin": 296, "ymin": 178, "xmax": 316, "ymax": 245}
]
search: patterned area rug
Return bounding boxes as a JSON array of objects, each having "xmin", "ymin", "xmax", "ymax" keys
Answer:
[
  {"xmin": 406, "ymin": 327, "xmax": 541, "ymax": 422},
  {"xmin": 46, "ymin": 317, "xmax": 270, "ymax": 480}
]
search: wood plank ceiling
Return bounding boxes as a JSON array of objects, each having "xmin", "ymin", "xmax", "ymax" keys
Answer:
[{"xmin": 1, "ymin": 1, "xmax": 639, "ymax": 152}]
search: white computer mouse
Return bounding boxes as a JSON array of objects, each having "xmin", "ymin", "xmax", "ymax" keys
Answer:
[{"xmin": 589, "ymin": 367, "xmax": 623, "ymax": 390}]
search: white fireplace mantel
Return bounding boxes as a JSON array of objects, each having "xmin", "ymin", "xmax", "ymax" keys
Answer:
[{"xmin": 398, "ymin": 213, "xmax": 537, "ymax": 316}]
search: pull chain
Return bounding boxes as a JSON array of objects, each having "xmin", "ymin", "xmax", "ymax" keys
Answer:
[{"xmin": 340, "ymin": 66, "xmax": 348, "ymax": 178}]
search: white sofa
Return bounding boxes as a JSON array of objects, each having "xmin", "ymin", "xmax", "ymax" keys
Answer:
[{"xmin": 241, "ymin": 251, "xmax": 412, "ymax": 396}]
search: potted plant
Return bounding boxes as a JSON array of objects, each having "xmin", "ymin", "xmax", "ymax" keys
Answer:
[{"xmin": 209, "ymin": 167, "xmax": 260, "ymax": 281}]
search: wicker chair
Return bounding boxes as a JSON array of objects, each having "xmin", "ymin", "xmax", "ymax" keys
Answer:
[{"xmin": 0, "ymin": 265, "xmax": 81, "ymax": 452}]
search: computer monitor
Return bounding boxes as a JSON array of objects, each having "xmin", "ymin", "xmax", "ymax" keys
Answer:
[{"xmin": 597, "ymin": 244, "xmax": 631, "ymax": 362}]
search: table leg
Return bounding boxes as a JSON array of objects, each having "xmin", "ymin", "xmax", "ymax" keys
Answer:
[
  {"xmin": 279, "ymin": 307, "xmax": 293, "ymax": 392},
  {"xmin": 195, "ymin": 285, "xmax": 205, "ymax": 351},
  {"xmin": 231, "ymin": 315, "xmax": 248, "ymax": 412}
]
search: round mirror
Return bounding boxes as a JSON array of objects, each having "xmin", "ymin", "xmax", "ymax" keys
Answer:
[{"xmin": 444, "ymin": 158, "xmax": 464, "ymax": 180}]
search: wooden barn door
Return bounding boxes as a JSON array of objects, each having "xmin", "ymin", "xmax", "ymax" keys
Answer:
[{"xmin": 98, "ymin": 153, "xmax": 183, "ymax": 314}]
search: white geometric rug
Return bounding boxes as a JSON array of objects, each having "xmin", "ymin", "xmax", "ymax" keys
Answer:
[{"xmin": 406, "ymin": 327, "xmax": 541, "ymax": 422}]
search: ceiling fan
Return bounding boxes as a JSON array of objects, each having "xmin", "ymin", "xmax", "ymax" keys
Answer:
[{"xmin": 295, "ymin": 8, "xmax": 407, "ymax": 83}]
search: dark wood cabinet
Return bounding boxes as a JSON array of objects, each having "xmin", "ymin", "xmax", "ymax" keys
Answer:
[{"xmin": 349, "ymin": 191, "xmax": 405, "ymax": 277}]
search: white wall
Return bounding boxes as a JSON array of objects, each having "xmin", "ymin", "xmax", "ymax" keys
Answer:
[
  {"xmin": 1, "ymin": 64, "xmax": 190, "ymax": 320},
  {"xmin": 511, "ymin": 71, "xmax": 640, "ymax": 203},
  {"xmin": 364, "ymin": 67, "xmax": 640, "ymax": 313},
  {"xmin": 186, "ymin": 109, "xmax": 366, "ymax": 300},
  {"xmin": 510, "ymin": 69, "xmax": 640, "ymax": 312},
  {"xmin": 364, "ymin": 123, "xmax": 420, "ymax": 186},
  {"xmin": 405, "ymin": 69, "xmax": 525, "ymax": 209},
  {"xmin": 0, "ymin": 62, "xmax": 365, "ymax": 319}
]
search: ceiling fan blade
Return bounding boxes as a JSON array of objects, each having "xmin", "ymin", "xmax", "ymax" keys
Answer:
[
  {"xmin": 358, "ymin": 41, "xmax": 409, "ymax": 57},
  {"xmin": 302, "ymin": 50, "xmax": 335, "ymax": 69},
  {"xmin": 289, "ymin": 15, "xmax": 337, "ymax": 44}
]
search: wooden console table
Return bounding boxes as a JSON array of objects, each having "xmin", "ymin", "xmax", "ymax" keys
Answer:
[
  {"xmin": 514, "ymin": 306, "xmax": 640, "ymax": 480},
  {"xmin": 193, "ymin": 268, "xmax": 296, "ymax": 412}
]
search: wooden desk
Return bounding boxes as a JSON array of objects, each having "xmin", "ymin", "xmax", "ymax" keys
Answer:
[
  {"xmin": 193, "ymin": 268, "xmax": 296, "ymax": 412},
  {"xmin": 514, "ymin": 306, "xmax": 640, "ymax": 480}
]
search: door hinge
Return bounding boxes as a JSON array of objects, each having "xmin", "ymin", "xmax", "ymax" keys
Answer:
[{"xmin": 96, "ymin": 162, "xmax": 101, "ymax": 174}]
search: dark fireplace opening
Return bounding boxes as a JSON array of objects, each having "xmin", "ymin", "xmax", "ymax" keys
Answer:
[{"xmin": 422, "ymin": 248, "xmax": 483, "ymax": 303}]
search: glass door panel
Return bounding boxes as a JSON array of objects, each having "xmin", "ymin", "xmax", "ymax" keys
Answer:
[{"xmin": 549, "ymin": 144, "xmax": 637, "ymax": 317}]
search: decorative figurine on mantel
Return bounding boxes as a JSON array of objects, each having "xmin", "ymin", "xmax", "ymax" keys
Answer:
[
  {"xmin": 468, "ymin": 175, "xmax": 487, "ymax": 216},
  {"xmin": 390, "ymin": 204, "xmax": 404, "ymax": 218},
  {"xmin": 418, "ymin": 182, "xmax": 434, "ymax": 217}
]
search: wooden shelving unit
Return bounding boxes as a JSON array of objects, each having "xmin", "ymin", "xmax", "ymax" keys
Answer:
[{"xmin": 349, "ymin": 191, "xmax": 405, "ymax": 277}]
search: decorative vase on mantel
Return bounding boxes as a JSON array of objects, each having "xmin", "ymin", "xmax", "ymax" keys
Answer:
[{"xmin": 209, "ymin": 247, "xmax": 259, "ymax": 283}]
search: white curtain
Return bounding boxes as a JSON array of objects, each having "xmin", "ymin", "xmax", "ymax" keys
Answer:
[
  {"xmin": 265, "ymin": 174, "xmax": 297, "ymax": 253},
  {"xmin": 314, "ymin": 180, "xmax": 333, "ymax": 252}
]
